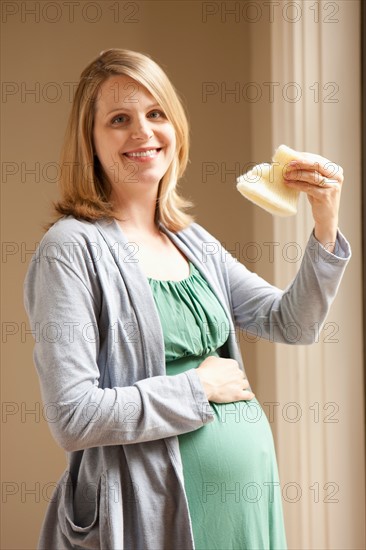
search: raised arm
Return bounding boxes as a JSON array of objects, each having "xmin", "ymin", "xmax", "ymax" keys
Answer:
[
  {"xmin": 223, "ymin": 228, "xmax": 351, "ymax": 344},
  {"xmin": 222, "ymin": 148, "xmax": 351, "ymax": 343}
]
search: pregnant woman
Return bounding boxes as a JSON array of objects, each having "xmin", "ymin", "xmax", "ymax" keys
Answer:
[{"xmin": 23, "ymin": 49, "xmax": 351, "ymax": 549}]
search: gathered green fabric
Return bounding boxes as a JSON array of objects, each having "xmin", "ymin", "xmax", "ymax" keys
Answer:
[{"xmin": 148, "ymin": 261, "xmax": 287, "ymax": 550}]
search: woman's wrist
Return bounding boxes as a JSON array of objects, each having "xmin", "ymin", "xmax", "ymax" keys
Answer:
[
  {"xmin": 195, "ymin": 368, "xmax": 213, "ymax": 401},
  {"xmin": 314, "ymin": 222, "xmax": 338, "ymax": 253}
]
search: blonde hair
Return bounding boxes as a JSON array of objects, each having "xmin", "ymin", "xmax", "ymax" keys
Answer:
[{"xmin": 43, "ymin": 48, "xmax": 195, "ymax": 233}]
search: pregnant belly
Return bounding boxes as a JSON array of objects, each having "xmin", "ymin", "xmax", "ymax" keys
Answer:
[
  {"xmin": 166, "ymin": 353, "xmax": 278, "ymax": 485},
  {"xmin": 166, "ymin": 353, "xmax": 287, "ymax": 550}
]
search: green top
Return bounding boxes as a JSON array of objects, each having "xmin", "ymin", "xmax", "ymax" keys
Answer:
[
  {"xmin": 148, "ymin": 261, "xmax": 287, "ymax": 550},
  {"xmin": 148, "ymin": 261, "xmax": 229, "ymax": 365}
]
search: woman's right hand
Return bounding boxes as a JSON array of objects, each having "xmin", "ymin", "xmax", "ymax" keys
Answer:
[{"xmin": 195, "ymin": 356, "xmax": 255, "ymax": 403}]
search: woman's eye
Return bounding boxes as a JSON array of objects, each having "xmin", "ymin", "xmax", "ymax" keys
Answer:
[
  {"xmin": 111, "ymin": 110, "xmax": 165, "ymax": 125},
  {"xmin": 111, "ymin": 115, "xmax": 127, "ymax": 125},
  {"xmin": 149, "ymin": 110, "xmax": 165, "ymax": 119}
]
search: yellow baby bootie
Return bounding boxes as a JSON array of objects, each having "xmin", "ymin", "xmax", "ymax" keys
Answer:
[{"xmin": 236, "ymin": 144, "xmax": 304, "ymax": 216}]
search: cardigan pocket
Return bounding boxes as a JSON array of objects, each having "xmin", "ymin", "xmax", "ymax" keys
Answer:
[{"xmin": 57, "ymin": 468, "xmax": 111, "ymax": 549}]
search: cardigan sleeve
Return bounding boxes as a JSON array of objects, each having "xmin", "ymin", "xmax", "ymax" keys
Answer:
[
  {"xmin": 220, "ymin": 228, "xmax": 351, "ymax": 344},
  {"xmin": 23, "ymin": 247, "xmax": 214, "ymax": 453}
]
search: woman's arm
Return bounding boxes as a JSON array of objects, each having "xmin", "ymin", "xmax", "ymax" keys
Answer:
[
  {"xmin": 23, "ymin": 251, "xmax": 214, "ymax": 453},
  {"xmin": 223, "ymin": 228, "xmax": 351, "ymax": 344},
  {"xmin": 223, "ymin": 149, "xmax": 351, "ymax": 343},
  {"xmin": 283, "ymin": 149, "xmax": 344, "ymax": 251}
]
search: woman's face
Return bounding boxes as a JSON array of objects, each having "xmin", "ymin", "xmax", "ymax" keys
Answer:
[{"xmin": 92, "ymin": 74, "xmax": 177, "ymax": 192}]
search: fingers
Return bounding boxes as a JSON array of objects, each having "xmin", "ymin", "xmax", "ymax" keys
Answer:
[
  {"xmin": 284, "ymin": 169, "xmax": 340, "ymax": 189},
  {"xmin": 242, "ymin": 378, "xmax": 255, "ymax": 400},
  {"xmin": 284, "ymin": 179, "xmax": 341, "ymax": 199},
  {"xmin": 287, "ymin": 152, "xmax": 343, "ymax": 177},
  {"xmin": 284, "ymin": 166, "xmax": 343, "ymax": 198},
  {"xmin": 242, "ymin": 391, "xmax": 256, "ymax": 400},
  {"xmin": 317, "ymin": 177, "xmax": 339, "ymax": 188},
  {"xmin": 199, "ymin": 358, "xmax": 257, "ymax": 403},
  {"xmin": 284, "ymin": 157, "xmax": 344, "ymax": 187}
]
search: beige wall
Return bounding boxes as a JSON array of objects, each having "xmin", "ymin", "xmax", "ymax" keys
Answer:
[{"xmin": 2, "ymin": 1, "xmax": 364, "ymax": 548}]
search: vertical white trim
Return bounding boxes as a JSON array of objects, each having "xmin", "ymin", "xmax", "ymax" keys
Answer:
[{"xmin": 250, "ymin": 1, "xmax": 365, "ymax": 548}]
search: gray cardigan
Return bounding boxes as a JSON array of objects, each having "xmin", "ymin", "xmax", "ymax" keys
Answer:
[{"xmin": 23, "ymin": 215, "xmax": 351, "ymax": 549}]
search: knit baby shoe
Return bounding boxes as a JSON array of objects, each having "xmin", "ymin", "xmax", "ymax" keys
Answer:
[{"xmin": 236, "ymin": 144, "xmax": 304, "ymax": 216}]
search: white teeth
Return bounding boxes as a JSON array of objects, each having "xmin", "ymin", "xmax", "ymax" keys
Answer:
[{"xmin": 124, "ymin": 149, "xmax": 159, "ymax": 158}]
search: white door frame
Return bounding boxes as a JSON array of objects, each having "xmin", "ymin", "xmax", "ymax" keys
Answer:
[{"xmin": 248, "ymin": 1, "xmax": 365, "ymax": 548}]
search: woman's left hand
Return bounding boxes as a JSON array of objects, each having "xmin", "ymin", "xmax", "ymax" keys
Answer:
[{"xmin": 283, "ymin": 151, "xmax": 344, "ymax": 253}]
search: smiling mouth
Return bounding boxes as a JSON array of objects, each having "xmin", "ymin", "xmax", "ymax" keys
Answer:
[{"xmin": 123, "ymin": 148, "xmax": 162, "ymax": 158}]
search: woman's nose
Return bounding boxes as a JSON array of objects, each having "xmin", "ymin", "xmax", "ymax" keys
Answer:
[{"xmin": 130, "ymin": 116, "xmax": 153, "ymax": 140}]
